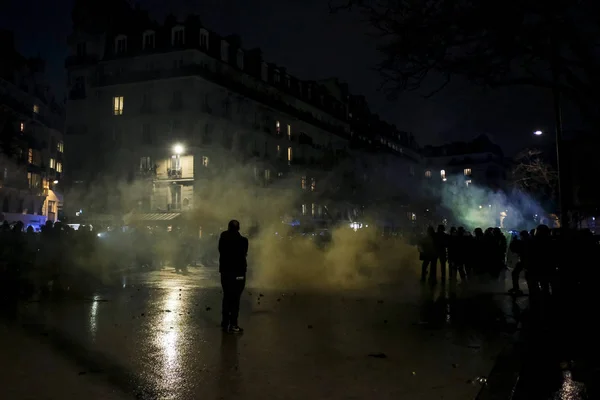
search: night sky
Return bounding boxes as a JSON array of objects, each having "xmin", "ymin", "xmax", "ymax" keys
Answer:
[{"xmin": 1, "ymin": 0, "xmax": 583, "ymax": 155}]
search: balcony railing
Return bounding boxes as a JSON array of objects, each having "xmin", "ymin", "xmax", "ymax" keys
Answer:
[{"xmin": 168, "ymin": 168, "xmax": 182, "ymax": 179}]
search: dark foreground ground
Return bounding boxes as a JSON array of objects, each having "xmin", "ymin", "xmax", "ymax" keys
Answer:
[{"xmin": 1, "ymin": 268, "xmax": 525, "ymax": 400}]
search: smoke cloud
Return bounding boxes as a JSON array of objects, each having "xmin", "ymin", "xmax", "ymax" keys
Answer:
[
  {"xmin": 61, "ymin": 159, "xmax": 422, "ymax": 293},
  {"xmin": 432, "ymin": 175, "xmax": 547, "ymax": 231}
]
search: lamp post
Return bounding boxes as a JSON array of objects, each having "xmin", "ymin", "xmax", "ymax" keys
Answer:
[{"xmin": 534, "ymin": 126, "xmax": 567, "ymax": 228}]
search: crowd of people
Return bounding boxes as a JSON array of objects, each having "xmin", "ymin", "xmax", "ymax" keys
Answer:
[
  {"xmin": 418, "ymin": 225, "xmax": 508, "ymax": 284},
  {"xmin": 0, "ymin": 220, "xmax": 211, "ymax": 296},
  {"xmin": 418, "ymin": 223, "xmax": 600, "ymax": 312}
]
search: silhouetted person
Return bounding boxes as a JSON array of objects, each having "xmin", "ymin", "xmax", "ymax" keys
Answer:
[
  {"xmin": 528, "ymin": 225, "xmax": 554, "ymax": 313},
  {"xmin": 492, "ymin": 227, "xmax": 507, "ymax": 279},
  {"xmin": 419, "ymin": 226, "xmax": 437, "ymax": 283},
  {"xmin": 471, "ymin": 228, "xmax": 484, "ymax": 276},
  {"xmin": 218, "ymin": 220, "xmax": 248, "ymax": 333},
  {"xmin": 450, "ymin": 227, "xmax": 468, "ymax": 282},
  {"xmin": 434, "ymin": 225, "xmax": 448, "ymax": 282},
  {"xmin": 509, "ymin": 230, "xmax": 530, "ymax": 295}
]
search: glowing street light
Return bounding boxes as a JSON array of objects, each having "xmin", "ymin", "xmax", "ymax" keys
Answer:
[
  {"xmin": 53, "ymin": 180, "xmax": 59, "ymax": 184},
  {"xmin": 533, "ymin": 130, "xmax": 543, "ymax": 136},
  {"xmin": 173, "ymin": 143, "xmax": 184, "ymax": 155}
]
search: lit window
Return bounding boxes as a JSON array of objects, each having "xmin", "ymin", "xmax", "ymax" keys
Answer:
[
  {"xmin": 425, "ymin": 170, "xmax": 432, "ymax": 178},
  {"xmin": 440, "ymin": 170, "xmax": 446, "ymax": 179},
  {"xmin": 287, "ymin": 124, "xmax": 291, "ymax": 140},
  {"xmin": 115, "ymin": 35, "xmax": 127, "ymax": 53},
  {"xmin": 237, "ymin": 49, "xmax": 244, "ymax": 70},
  {"xmin": 464, "ymin": 168, "xmax": 472, "ymax": 176},
  {"xmin": 301, "ymin": 176, "xmax": 307, "ymax": 189},
  {"xmin": 202, "ymin": 156, "xmax": 209, "ymax": 167},
  {"xmin": 20, "ymin": 122, "xmax": 24, "ymax": 132},
  {"xmin": 172, "ymin": 27, "xmax": 185, "ymax": 46},
  {"xmin": 287, "ymin": 147, "xmax": 292, "ymax": 164},
  {"xmin": 312, "ymin": 203, "xmax": 316, "ymax": 217},
  {"xmin": 302, "ymin": 204, "xmax": 307, "ymax": 216},
  {"xmin": 56, "ymin": 162, "xmax": 63, "ymax": 173},
  {"xmin": 310, "ymin": 178, "xmax": 316, "ymax": 192},
  {"xmin": 264, "ymin": 169, "xmax": 270, "ymax": 181},
  {"xmin": 57, "ymin": 141, "xmax": 64, "ymax": 153},
  {"xmin": 276, "ymin": 121, "xmax": 280, "ymax": 133},
  {"xmin": 221, "ymin": 40, "xmax": 229, "ymax": 62},
  {"xmin": 143, "ymin": 30, "xmax": 155, "ymax": 49},
  {"xmin": 140, "ymin": 156, "xmax": 151, "ymax": 171},
  {"xmin": 200, "ymin": 29, "xmax": 209, "ymax": 49},
  {"xmin": 49, "ymin": 158, "xmax": 55, "ymax": 169},
  {"xmin": 466, "ymin": 180, "xmax": 472, "ymax": 187},
  {"xmin": 33, "ymin": 104, "xmax": 39, "ymax": 114},
  {"xmin": 276, "ymin": 145, "xmax": 281, "ymax": 158},
  {"xmin": 113, "ymin": 96, "xmax": 124, "ymax": 115},
  {"xmin": 28, "ymin": 149, "xmax": 33, "ymax": 164}
]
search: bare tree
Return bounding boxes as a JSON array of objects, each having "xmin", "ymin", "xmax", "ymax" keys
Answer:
[
  {"xmin": 512, "ymin": 149, "xmax": 557, "ymax": 200},
  {"xmin": 330, "ymin": 0, "xmax": 600, "ymax": 126}
]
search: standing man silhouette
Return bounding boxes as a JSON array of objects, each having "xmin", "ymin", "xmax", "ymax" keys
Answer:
[{"xmin": 218, "ymin": 220, "xmax": 248, "ymax": 333}]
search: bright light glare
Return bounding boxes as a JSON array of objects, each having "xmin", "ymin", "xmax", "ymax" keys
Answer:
[
  {"xmin": 173, "ymin": 144, "xmax": 184, "ymax": 155},
  {"xmin": 53, "ymin": 180, "xmax": 59, "ymax": 184},
  {"xmin": 534, "ymin": 130, "xmax": 543, "ymax": 136}
]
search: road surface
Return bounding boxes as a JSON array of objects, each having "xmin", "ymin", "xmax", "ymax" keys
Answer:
[{"xmin": 1, "ymin": 268, "xmax": 515, "ymax": 400}]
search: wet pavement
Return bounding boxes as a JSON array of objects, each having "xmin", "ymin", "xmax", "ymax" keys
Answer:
[
  {"xmin": 1, "ymin": 268, "xmax": 517, "ymax": 400},
  {"xmin": 509, "ymin": 302, "xmax": 597, "ymax": 400}
]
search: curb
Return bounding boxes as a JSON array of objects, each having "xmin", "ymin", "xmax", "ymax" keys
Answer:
[{"xmin": 475, "ymin": 324, "xmax": 523, "ymax": 400}]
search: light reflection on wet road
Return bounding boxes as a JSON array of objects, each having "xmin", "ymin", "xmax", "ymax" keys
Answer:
[{"xmin": 1, "ymin": 268, "xmax": 513, "ymax": 400}]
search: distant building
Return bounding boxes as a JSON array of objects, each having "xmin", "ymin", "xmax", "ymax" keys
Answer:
[
  {"xmin": 0, "ymin": 30, "xmax": 65, "ymax": 229},
  {"xmin": 64, "ymin": 2, "xmax": 422, "ymax": 229},
  {"xmin": 420, "ymin": 135, "xmax": 509, "ymax": 227},
  {"xmin": 422, "ymin": 135, "xmax": 507, "ymax": 190}
]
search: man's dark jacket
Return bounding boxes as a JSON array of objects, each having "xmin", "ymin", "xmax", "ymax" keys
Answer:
[{"xmin": 218, "ymin": 230, "xmax": 248, "ymax": 275}]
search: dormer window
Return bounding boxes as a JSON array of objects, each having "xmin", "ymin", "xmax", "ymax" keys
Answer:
[
  {"xmin": 261, "ymin": 62, "xmax": 268, "ymax": 81},
  {"xmin": 274, "ymin": 69, "xmax": 280, "ymax": 84},
  {"xmin": 221, "ymin": 40, "xmax": 229, "ymax": 62},
  {"xmin": 237, "ymin": 49, "xmax": 244, "ymax": 70},
  {"xmin": 172, "ymin": 26, "xmax": 185, "ymax": 46},
  {"xmin": 200, "ymin": 29, "xmax": 209, "ymax": 49},
  {"xmin": 115, "ymin": 34, "xmax": 127, "ymax": 54},
  {"xmin": 143, "ymin": 30, "xmax": 155, "ymax": 49}
]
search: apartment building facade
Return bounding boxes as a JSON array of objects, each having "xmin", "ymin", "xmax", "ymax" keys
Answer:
[
  {"xmin": 65, "ymin": 3, "xmax": 422, "ymax": 228},
  {"xmin": 422, "ymin": 135, "xmax": 507, "ymax": 190},
  {"xmin": 0, "ymin": 30, "xmax": 65, "ymax": 229}
]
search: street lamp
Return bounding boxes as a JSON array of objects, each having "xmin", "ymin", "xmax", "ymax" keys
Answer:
[
  {"xmin": 173, "ymin": 143, "xmax": 184, "ymax": 155},
  {"xmin": 53, "ymin": 180, "xmax": 59, "ymax": 184},
  {"xmin": 532, "ymin": 125, "xmax": 567, "ymax": 227}
]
